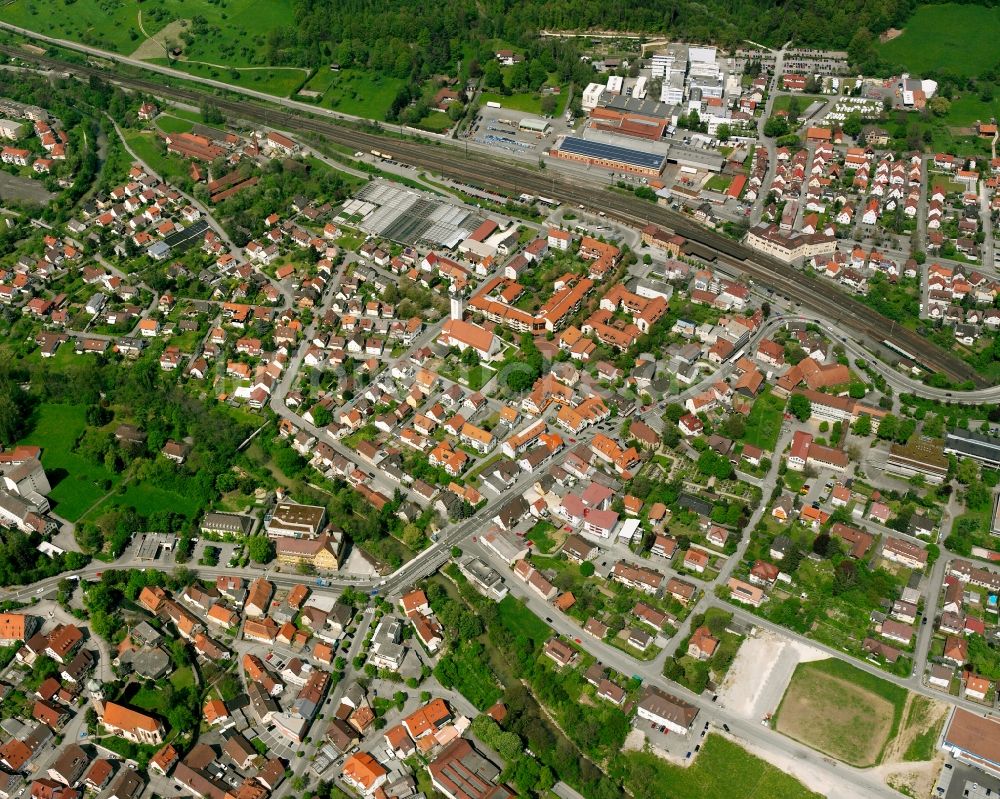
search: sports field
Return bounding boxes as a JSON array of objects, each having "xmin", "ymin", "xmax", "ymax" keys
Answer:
[
  {"xmin": 775, "ymin": 658, "xmax": 908, "ymax": 767},
  {"xmin": 879, "ymin": 4, "xmax": 1000, "ymax": 77}
]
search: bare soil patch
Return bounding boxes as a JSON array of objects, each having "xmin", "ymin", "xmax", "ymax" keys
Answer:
[
  {"xmin": 131, "ymin": 19, "xmax": 188, "ymax": 61},
  {"xmin": 881, "ymin": 760, "xmax": 943, "ymax": 799},
  {"xmin": 776, "ymin": 672, "xmax": 893, "ymax": 767},
  {"xmin": 0, "ymin": 171, "xmax": 55, "ymax": 205}
]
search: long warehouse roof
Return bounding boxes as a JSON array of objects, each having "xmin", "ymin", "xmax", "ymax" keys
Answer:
[{"xmin": 555, "ymin": 136, "xmax": 666, "ymax": 170}]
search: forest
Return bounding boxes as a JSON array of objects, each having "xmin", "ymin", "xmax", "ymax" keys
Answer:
[{"xmin": 279, "ymin": 0, "xmax": 923, "ymax": 75}]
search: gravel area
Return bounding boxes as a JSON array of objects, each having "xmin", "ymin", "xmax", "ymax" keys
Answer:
[{"xmin": 716, "ymin": 628, "xmax": 826, "ymax": 721}]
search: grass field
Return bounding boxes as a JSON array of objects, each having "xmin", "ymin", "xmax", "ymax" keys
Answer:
[
  {"xmin": 126, "ymin": 665, "xmax": 193, "ymax": 715},
  {"xmin": 943, "ymin": 93, "xmax": 1000, "ymax": 128},
  {"xmin": 616, "ymin": 735, "xmax": 822, "ymax": 799},
  {"xmin": 304, "ymin": 157, "xmax": 366, "ymax": 191},
  {"xmin": 169, "ymin": 666, "xmax": 196, "ymax": 691},
  {"xmin": 87, "ymin": 482, "xmax": 202, "ymax": 522},
  {"xmin": 931, "ymin": 174, "xmax": 965, "ymax": 194},
  {"xmin": 527, "ymin": 521, "xmax": 558, "ymax": 554},
  {"xmin": 1, "ymin": 0, "xmax": 148, "ymax": 52},
  {"xmin": 307, "ymin": 69, "xmax": 407, "ymax": 120},
  {"xmin": 0, "ymin": 0, "xmax": 294, "ymax": 65},
  {"xmin": 19, "ymin": 403, "xmax": 119, "ymax": 521},
  {"xmin": 880, "ymin": 4, "xmax": 1000, "ymax": 77},
  {"xmin": 743, "ymin": 391, "xmax": 785, "ymax": 451},
  {"xmin": 301, "ymin": 69, "xmax": 338, "ymax": 96},
  {"xmin": 413, "ymin": 113, "xmax": 454, "ymax": 133},
  {"xmin": 164, "ymin": 107, "xmax": 205, "ymax": 124},
  {"xmin": 771, "ymin": 94, "xmax": 828, "ymax": 114},
  {"xmin": 155, "ymin": 115, "xmax": 194, "ymax": 135},
  {"xmin": 433, "ymin": 640, "xmax": 501, "ymax": 710},
  {"xmin": 901, "ymin": 695, "xmax": 948, "ymax": 762},
  {"xmin": 705, "ymin": 174, "xmax": 732, "ymax": 193},
  {"xmin": 121, "ymin": 130, "xmax": 190, "ymax": 184},
  {"xmin": 497, "ymin": 595, "xmax": 551, "ymax": 649},
  {"xmin": 775, "ymin": 658, "xmax": 908, "ymax": 767},
  {"xmin": 478, "ymin": 89, "xmax": 567, "ymax": 116},
  {"xmin": 146, "ymin": 58, "xmax": 306, "ymax": 97}
]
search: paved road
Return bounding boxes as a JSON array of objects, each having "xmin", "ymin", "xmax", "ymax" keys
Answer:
[
  {"xmin": 3, "ymin": 38, "xmax": 986, "ymax": 386},
  {"xmin": 469, "ymin": 540, "xmax": 900, "ymax": 799},
  {"xmin": 6, "ymin": 29, "xmax": 996, "ymax": 790},
  {"xmin": 981, "ymin": 178, "xmax": 995, "ymax": 269},
  {"xmin": 916, "ymin": 154, "xmax": 929, "ymax": 255},
  {"xmin": 0, "ymin": 21, "xmax": 504, "ymax": 167},
  {"xmin": 749, "ymin": 45, "xmax": 787, "ymax": 227},
  {"xmin": 112, "ymin": 117, "xmax": 293, "ymax": 309}
]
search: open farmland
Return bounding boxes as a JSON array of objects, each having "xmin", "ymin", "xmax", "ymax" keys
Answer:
[
  {"xmin": 879, "ymin": 4, "xmax": 1000, "ymax": 77},
  {"xmin": 775, "ymin": 658, "xmax": 908, "ymax": 767},
  {"xmin": 0, "ymin": 0, "xmax": 294, "ymax": 66},
  {"xmin": 300, "ymin": 69, "xmax": 408, "ymax": 120}
]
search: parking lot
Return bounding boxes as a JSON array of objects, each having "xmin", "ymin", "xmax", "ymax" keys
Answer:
[
  {"xmin": 0, "ymin": 169, "xmax": 55, "ymax": 204},
  {"xmin": 466, "ymin": 105, "xmax": 573, "ymax": 160},
  {"xmin": 634, "ymin": 716, "xmax": 703, "ymax": 764},
  {"xmin": 191, "ymin": 538, "xmax": 243, "ymax": 568},
  {"xmin": 249, "ymin": 725, "xmax": 297, "ymax": 761},
  {"xmin": 943, "ymin": 761, "xmax": 1000, "ymax": 799}
]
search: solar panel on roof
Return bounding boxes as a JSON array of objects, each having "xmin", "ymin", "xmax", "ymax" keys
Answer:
[
  {"xmin": 556, "ymin": 136, "xmax": 665, "ymax": 170},
  {"xmin": 163, "ymin": 219, "xmax": 208, "ymax": 253}
]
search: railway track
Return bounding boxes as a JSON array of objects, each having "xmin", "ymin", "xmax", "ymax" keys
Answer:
[{"xmin": 4, "ymin": 44, "xmax": 985, "ymax": 386}]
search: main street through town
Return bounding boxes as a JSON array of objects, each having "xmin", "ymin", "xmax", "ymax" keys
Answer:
[{"xmin": 4, "ymin": 286, "xmax": 984, "ymax": 798}]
